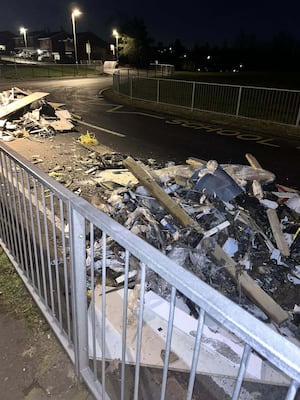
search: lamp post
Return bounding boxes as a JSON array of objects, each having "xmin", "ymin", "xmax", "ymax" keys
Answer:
[
  {"xmin": 71, "ymin": 8, "xmax": 81, "ymax": 64},
  {"xmin": 112, "ymin": 29, "xmax": 119, "ymax": 61},
  {"xmin": 20, "ymin": 27, "xmax": 27, "ymax": 49}
]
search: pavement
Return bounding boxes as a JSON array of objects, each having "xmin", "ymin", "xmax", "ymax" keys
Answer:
[{"xmin": 0, "ymin": 313, "xmax": 93, "ymax": 400}]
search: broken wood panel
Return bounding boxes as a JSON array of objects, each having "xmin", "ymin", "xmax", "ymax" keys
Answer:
[
  {"xmin": 0, "ymin": 92, "xmax": 49, "ymax": 119},
  {"xmin": 49, "ymin": 117, "xmax": 74, "ymax": 131},
  {"xmin": 266, "ymin": 208, "xmax": 290, "ymax": 257}
]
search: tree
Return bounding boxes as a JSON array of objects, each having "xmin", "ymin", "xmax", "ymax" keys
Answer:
[{"xmin": 118, "ymin": 17, "xmax": 153, "ymax": 67}]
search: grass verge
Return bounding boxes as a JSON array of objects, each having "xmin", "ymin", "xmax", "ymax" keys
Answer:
[{"xmin": 0, "ymin": 247, "xmax": 47, "ymax": 332}]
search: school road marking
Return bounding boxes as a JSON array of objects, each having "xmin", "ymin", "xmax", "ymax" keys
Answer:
[{"xmin": 77, "ymin": 120, "xmax": 126, "ymax": 138}]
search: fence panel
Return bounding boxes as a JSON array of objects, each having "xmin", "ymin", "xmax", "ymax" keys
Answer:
[
  {"xmin": 193, "ymin": 82, "xmax": 240, "ymax": 114},
  {"xmin": 159, "ymin": 79, "xmax": 194, "ymax": 108},
  {"xmin": 238, "ymin": 86, "xmax": 300, "ymax": 125},
  {"xmin": 0, "ymin": 142, "xmax": 299, "ymax": 400},
  {"xmin": 113, "ymin": 72, "xmax": 300, "ymax": 126},
  {"xmin": 132, "ymin": 77, "xmax": 158, "ymax": 102},
  {"xmin": 0, "ymin": 63, "xmax": 102, "ymax": 79},
  {"xmin": 0, "ymin": 146, "xmax": 75, "ymax": 360}
]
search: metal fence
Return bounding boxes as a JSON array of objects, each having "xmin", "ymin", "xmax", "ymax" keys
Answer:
[
  {"xmin": 0, "ymin": 141, "xmax": 299, "ymax": 400},
  {"xmin": 113, "ymin": 71, "xmax": 300, "ymax": 126},
  {"xmin": 0, "ymin": 62, "xmax": 103, "ymax": 79}
]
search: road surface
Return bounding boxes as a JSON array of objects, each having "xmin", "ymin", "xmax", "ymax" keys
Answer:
[{"xmin": 1, "ymin": 77, "xmax": 299, "ymax": 188}]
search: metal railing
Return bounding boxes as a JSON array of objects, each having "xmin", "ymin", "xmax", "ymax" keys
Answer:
[
  {"xmin": 0, "ymin": 142, "xmax": 299, "ymax": 400},
  {"xmin": 0, "ymin": 62, "xmax": 103, "ymax": 79},
  {"xmin": 113, "ymin": 71, "xmax": 300, "ymax": 126}
]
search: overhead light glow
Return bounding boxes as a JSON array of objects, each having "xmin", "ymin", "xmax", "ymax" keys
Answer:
[{"xmin": 72, "ymin": 8, "xmax": 82, "ymax": 17}]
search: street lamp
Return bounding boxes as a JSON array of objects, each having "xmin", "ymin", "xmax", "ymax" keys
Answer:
[
  {"xmin": 71, "ymin": 8, "xmax": 81, "ymax": 64},
  {"xmin": 112, "ymin": 29, "xmax": 119, "ymax": 61},
  {"xmin": 20, "ymin": 27, "xmax": 27, "ymax": 49}
]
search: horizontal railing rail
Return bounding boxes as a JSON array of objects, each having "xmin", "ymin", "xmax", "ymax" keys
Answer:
[
  {"xmin": 113, "ymin": 70, "xmax": 300, "ymax": 127},
  {"xmin": 0, "ymin": 62, "xmax": 103, "ymax": 79},
  {"xmin": 0, "ymin": 142, "xmax": 299, "ymax": 400}
]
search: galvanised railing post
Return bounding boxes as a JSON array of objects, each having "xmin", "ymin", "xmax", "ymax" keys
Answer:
[
  {"xmin": 157, "ymin": 79, "xmax": 160, "ymax": 103},
  {"xmin": 130, "ymin": 77, "xmax": 133, "ymax": 99},
  {"xmin": 236, "ymin": 86, "xmax": 243, "ymax": 116},
  {"xmin": 70, "ymin": 206, "xmax": 89, "ymax": 377},
  {"xmin": 191, "ymin": 81, "xmax": 196, "ymax": 111},
  {"xmin": 295, "ymin": 102, "xmax": 300, "ymax": 126}
]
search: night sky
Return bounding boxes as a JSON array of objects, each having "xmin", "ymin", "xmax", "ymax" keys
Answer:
[{"xmin": 1, "ymin": 0, "xmax": 300, "ymax": 47}]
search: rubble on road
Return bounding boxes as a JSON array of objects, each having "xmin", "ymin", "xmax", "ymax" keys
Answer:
[
  {"xmin": 67, "ymin": 147, "xmax": 300, "ymax": 338},
  {"xmin": 0, "ymin": 87, "xmax": 75, "ymax": 141},
  {"xmin": 1, "ymin": 84, "xmax": 299, "ymax": 338}
]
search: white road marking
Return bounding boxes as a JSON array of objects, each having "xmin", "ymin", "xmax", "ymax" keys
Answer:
[
  {"xmin": 77, "ymin": 120, "xmax": 126, "ymax": 137},
  {"xmin": 107, "ymin": 104, "xmax": 164, "ymax": 119}
]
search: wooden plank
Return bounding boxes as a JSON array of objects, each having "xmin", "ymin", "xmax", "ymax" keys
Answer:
[
  {"xmin": 266, "ymin": 208, "xmax": 290, "ymax": 256},
  {"xmin": 0, "ymin": 92, "xmax": 49, "ymax": 119},
  {"xmin": 123, "ymin": 156, "xmax": 201, "ymax": 232},
  {"xmin": 208, "ymin": 242, "xmax": 289, "ymax": 325},
  {"xmin": 186, "ymin": 157, "xmax": 207, "ymax": 167},
  {"xmin": 245, "ymin": 153, "xmax": 263, "ymax": 169},
  {"xmin": 124, "ymin": 156, "xmax": 289, "ymax": 325}
]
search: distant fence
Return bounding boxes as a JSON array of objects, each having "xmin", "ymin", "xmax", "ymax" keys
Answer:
[
  {"xmin": 0, "ymin": 62, "xmax": 103, "ymax": 79},
  {"xmin": 113, "ymin": 71, "xmax": 300, "ymax": 126},
  {"xmin": 0, "ymin": 142, "xmax": 299, "ymax": 399}
]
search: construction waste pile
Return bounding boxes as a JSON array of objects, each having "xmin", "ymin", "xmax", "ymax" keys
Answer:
[
  {"xmin": 65, "ymin": 145, "xmax": 300, "ymax": 342},
  {"xmin": 0, "ymin": 87, "xmax": 75, "ymax": 140},
  {"xmin": 0, "ymin": 88, "xmax": 299, "ymax": 343}
]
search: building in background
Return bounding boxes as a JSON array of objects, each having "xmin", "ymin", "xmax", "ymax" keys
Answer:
[
  {"xmin": 0, "ymin": 31, "xmax": 16, "ymax": 54},
  {"xmin": 6, "ymin": 29, "xmax": 109, "ymax": 63}
]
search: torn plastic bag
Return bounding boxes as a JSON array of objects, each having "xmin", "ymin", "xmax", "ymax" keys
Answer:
[{"xmin": 222, "ymin": 164, "xmax": 276, "ymax": 184}]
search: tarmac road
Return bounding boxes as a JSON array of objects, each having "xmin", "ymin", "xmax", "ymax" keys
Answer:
[{"xmin": 1, "ymin": 76, "xmax": 299, "ymax": 189}]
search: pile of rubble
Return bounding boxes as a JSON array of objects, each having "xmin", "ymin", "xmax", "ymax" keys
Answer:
[
  {"xmin": 67, "ymin": 148, "xmax": 300, "ymax": 339},
  {"xmin": 60, "ymin": 149, "xmax": 298, "ymax": 391},
  {"xmin": 0, "ymin": 87, "xmax": 75, "ymax": 140},
  {"xmin": 1, "ymin": 87, "xmax": 299, "ymax": 339}
]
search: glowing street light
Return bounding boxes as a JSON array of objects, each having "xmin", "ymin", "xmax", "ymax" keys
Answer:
[
  {"xmin": 71, "ymin": 8, "xmax": 82, "ymax": 64},
  {"xmin": 112, "ymin": 29, "xmax": 119, "ymax": 61},
  {"xmin": 20, "ymin": 27, "xmax": 27, "ymax": 49}
]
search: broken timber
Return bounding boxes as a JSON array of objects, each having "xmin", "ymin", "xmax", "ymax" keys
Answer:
[
  {"xmin": 123, "ymin": 156, "xmax": 289, "ymax": 325},
  {"xmin": 0, "ymin": 92, "xmax": 49, "ymax": 119},
  {"xmin": 266, "ymin": 208, "xmax": 290, "ymax": 257},
  {"xmin": 245, "ymin": 153, "xmax": 263, "ymax": 169},
  {"xmin": 123, "ymin": 156, "xmax": 201, "ymax": 232}
]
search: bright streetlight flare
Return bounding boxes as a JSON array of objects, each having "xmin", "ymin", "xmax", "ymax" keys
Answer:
[
  {"xmin": 20, "ymin": 27, "xmax": 28, "ymax": 49},
  {"xmin": 71, "ymin": 9, "xmax": 82, "ymax": 64},
  {"xmin": 72, "ymin": 8, "xmax": 82, "ymax": 17},
  {"xmin": 112, "ymin": 29, "xmax": 119, "ymax": 61}
]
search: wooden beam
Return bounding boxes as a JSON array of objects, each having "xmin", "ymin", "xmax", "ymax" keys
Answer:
[
  {"xmin": 123, "ymin": 156, "xmax": 202, "ymax": 232},
  {"xmin": 208, "ymin": 242, "xmax": 289, "ymax": 325},
  {"xmin": 186, "ymin": 157, "xmax": 207, "ymax": 168},
  {"xmin": 124, "ymin": 156, "xmax": 289, "ymax": 325},
  {"xmin": 245, "ymin": 153, "xmax": 263, "ymax": 169},
  {"xmin": 0, "ymin": 92, "xmax": 49, "ymax": 119},
  {"xmin": 267, "ymin": 208, "xmax": 290, "ymax": 257}
]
